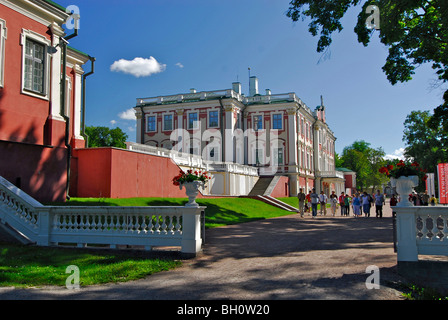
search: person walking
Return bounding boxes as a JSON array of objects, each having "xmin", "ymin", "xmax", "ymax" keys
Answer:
[
  {"xmin": 330, "ymin": 191, "xmax": 338, "ymax": 216},
  {"xmin": 319, "ymin": 191, "xmax": 328, "ymax": 215},
  {"xmin": 310, "ymin": 188, "xmax": 319, "ymax": 218},
  {"xmin": 305, "ymin": 190, "xmax": 312, "ymax": 213},
  {"xmin": 352, "ymin": 193, "xmax": 362, "ymax": 217},
  {"xmin": 339, "ymin": 192, "xmax": 346, "ymax": 216},
  {"xmin": 421, "ymin": 191, "xmax": 429, "ymax": 206},
  {"xmin": 374, "ymin": 190, "xmax": 385, "ymax": 218},
  {"xmin": 297, "ymin": 188, "xmax": 306, "ymax": 218},
  {"xmin": 390, "ymin": 194, "xmax": 398, "ymax": 207},
  {"xmin": 430, "ymin": 195, "xmax": 437, "ymax": 206},
  {"xmin": 344, "ymin": 193, "xmax": 351, "ymax": 216},
  {"xmin": 361, "ymin": 192, "xmax": 371, "ymax": 217}
]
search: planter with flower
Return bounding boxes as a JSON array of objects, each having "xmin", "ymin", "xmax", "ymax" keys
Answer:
[
  {"xmin": 172, "ymin": 170, "xmax": 211, "ymax": 207},
  {"xmin": 379, "ymin": 160, "xmax": 428, "ymax": 207}
]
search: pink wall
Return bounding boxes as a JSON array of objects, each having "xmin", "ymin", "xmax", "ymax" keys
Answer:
[
  {"xmin": 270, "ymin": 176, "xmax": 290, "ymax": 197},
  {"xmin": 72, "ymin": 148, "xmax": 196, "ymax": 198}
]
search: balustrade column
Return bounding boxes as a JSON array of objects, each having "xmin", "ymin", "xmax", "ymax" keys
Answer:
[
  {"xmin": 395, "ymin": 207, "xmax": 419, "ymax": 262},
  {"xmin": 181, "ymin": 207, "xmax": 204, "ymax": 257}
]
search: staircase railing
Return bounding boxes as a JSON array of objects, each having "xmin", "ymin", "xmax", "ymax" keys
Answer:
[{"xmin": 0, "ymin": 176, "xmax": 204, "ymax": 256}]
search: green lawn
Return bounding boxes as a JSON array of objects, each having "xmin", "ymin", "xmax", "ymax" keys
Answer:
[
  {"xmin": 1, "ymin": 196, "xmax": 296, "ymax": 288},
  {"xmin": 0, "ymin": 243, "xmax": 180, "ymax": 288},
  {"xmin": 56, "ymin": 197, "xmax": 297, "ymax": 228}
]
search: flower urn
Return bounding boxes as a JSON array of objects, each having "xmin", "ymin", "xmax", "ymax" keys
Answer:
[
  {"xmin": 180, "ymin": 181, "xmax": 204, "ymax": 207},
  {"xmin": 390, "ymin": 175, "xmax": 419, "ymax": 207}
]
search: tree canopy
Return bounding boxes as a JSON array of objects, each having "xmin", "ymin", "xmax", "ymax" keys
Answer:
[
  {"xmin": 85, "ymin": 126, "xmax": 128, "ymax": 149},
  {"xmin": 286, "ymin": 0, "xmax": 448, "ymax": 129},
  {"xmin": 339, "ymin": 140, "xmax": 388, "ymax": 192}
]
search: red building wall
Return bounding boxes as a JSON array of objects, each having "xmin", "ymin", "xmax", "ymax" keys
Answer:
[
  {"xmin": 0, "ymin": 5, "xmax": 53, "ymax": 145},
  {"xmin": 0, "ymin": 2, "xmax": 84, "ymax": 203},
  {"xmin": 270, "ymin": 176, "xmax": 290, "ymax": 197},
  {"xmin": 72, "ymin": 148, "xmax": 192, "ymax": 199}
]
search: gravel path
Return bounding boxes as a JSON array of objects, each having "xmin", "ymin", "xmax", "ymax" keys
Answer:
[{"xmin": 0, "ymin": 201, "xmax": 408, "ymax": 300}]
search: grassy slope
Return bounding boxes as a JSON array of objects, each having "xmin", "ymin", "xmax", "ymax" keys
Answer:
[{"xmin": 58, "ymin": 197, "xmax": 297, "ymax": 228}]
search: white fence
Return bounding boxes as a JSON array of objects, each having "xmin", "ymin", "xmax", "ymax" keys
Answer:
[
  {"xmin": 395, "ymin": 206, "xmax": 448, "ymax": 261},
  {"xmin": 0, "ymin": 176, "xmax": 204, "ymax": 256}
]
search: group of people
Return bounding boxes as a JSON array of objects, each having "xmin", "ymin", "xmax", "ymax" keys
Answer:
[
  {"xmin": 296, "ymin": 188, "xmax": 389, "ymax": 218},
  {"xmin": 408, "ymin": 191, "xmax": 438, "ymax": 206}
]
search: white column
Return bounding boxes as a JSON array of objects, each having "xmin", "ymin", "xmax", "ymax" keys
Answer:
[
  {"xmin": 135, "ymin": 110, "xmax": 143, "ymax": 144},
  {"xmin": 176, "ymin": 109, "xmax": 184, "ymax": 153},
  {"xmin": 49, "ymin": 23, "xmax": 65, "ymax": 121},
  {"xmin": 287, "ymin": 109, "xmax": 298, "ymax": 169},
  {"xmin": 73, "ymin": 64, "xmax": 84, "ymax": 141},
  {"xmin": 181, "ymin": 207, "xmax": 204, "ymax": 256},
  {"xmin": 395, "ymin": 208, "xmax": 419, "ymax": 262},
  {"xmin": 224, "ymin": 105, "xmax": 235, "ymax": 163}
]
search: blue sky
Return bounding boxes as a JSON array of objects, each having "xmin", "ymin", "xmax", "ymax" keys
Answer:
[{"xmin": 58, "ymin": 0, "xmax": 446, "ymax": 159}]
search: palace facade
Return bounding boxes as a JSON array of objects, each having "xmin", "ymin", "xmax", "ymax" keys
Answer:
[{"xmin": 133, "ymin": 77, "xmax": 345, "ymax": 197}]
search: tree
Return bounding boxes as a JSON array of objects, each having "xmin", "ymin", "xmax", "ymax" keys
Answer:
[
  {"xmin": 402, "ymin": 110, "xmax": 448, "ymax": 191},
  {"xmin": 85, "ymin": 126, "xmax": 128, "ymax": 149},
  {"xmin": 340, "ymin": 140, "xmax": 388, "ymax": 192},
  {"xmin": 286, "ymin": 0, "xmax": 448, "ymax": 128}
]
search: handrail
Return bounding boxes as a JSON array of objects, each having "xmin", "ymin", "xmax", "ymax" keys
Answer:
[
  {"xmin": 0, "ymin": 176, "xmax": 204, "ymax": 256},
  {"xmin": 395, "ymin": 206, "xmax": 448, "ymax": 262}
]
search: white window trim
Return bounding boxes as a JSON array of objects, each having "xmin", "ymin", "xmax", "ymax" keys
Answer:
[
  {"xmin": 146, "ymin": 115, "xmax": 157, "ymax": 132},
  {"xmin": 64, "ymin": 76, "xmax": 72, "ymax": 117},
  {"xmin": 20, "ymin": 29, "xmax": 51, "ymax": 100},
  {"xmin": 207, "ymin": 109, "xmax": 220, "ymax": 129},
  {"xmin": 162, "ymin": 112, "xmax": 174, "ymax": 132},
  {"xmin": 0, "ymin": 19, "xmax": 6, "ymax": 88},
  {"xmin": 187, "ymin": 111, "xmax": 199, "ymax": 130},
  {"xmin": 271, "ymin": 112, "xmax": 283, "ymax": 130}
]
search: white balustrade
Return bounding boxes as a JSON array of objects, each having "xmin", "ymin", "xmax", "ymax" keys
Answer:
[
  {"xmin": 395, "ymin": 206, "xmax": 448, "ymax": 261},
  {"xmin": 0, "ymin": 176, "xmax": 204, "ymax": 256}
]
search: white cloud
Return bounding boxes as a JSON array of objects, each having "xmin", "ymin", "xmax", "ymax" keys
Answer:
[
  {"xmin": 384, "ymin": 148, "xmax": 406, "ymax": 161},
  {"xmin": 110, "ymin": 119, "xmax": 117, "ymax": 125},
  {"xmin": 110, "ymin": 56, "xmax": 166, "ymax": 77},
  {"xmin": 175, "ymin": 62, "xmax": 184, "ymax": 68},
  {"xmin": 118, "ymin": 108, "xmax": 136, "ymax": 121}
]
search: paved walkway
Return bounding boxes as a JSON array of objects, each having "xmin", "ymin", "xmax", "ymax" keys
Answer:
[{"xmin": 0, "ymin": 201, "xmax": 407, "ymax": 300}]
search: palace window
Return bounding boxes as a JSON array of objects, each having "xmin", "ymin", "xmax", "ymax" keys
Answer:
[
  {"xmin": 21, "ymin": 29, "xmax": 51, "ymax": 99},
  {"xmin": 147, "ymin": 115, "xmax": 156, "ymax": 132},
  {"xmin": 253, "ymin": 115, "xmax": 263, "ymax": 130},
  {"xmin": 188, "ymin": 112, "xmax": 199, "ymax": 129},
  {"xmin": 208, "ymin": 110, "xmax": 219, "ymax": 128},
  {"xmin": 24, "ymin": 39, "xmax": 45, "ymax": 94},
  {"xmin": 272, "ymin": 113, "xmax": 282, "ymax": 130},
  {"xmin": 163, "ymin": 114, "xmax": 173, "ymax": 131}
]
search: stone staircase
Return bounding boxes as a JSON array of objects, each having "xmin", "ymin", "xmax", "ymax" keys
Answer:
[{"xmin": 245, "ymin": 175, "xmax": 298, "ymax": 212}]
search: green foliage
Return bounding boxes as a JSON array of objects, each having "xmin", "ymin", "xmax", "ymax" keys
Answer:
[
  {"xmin": 0, "ymin": 244, "xmax": 180, "ymax": 287},
  {"xmin": 85, "ymin": 126, "xmax": 128, "ymax": 149},
  {"xmin": 286, "ymin": 0, "xmax": 448, "ymax": 128},
  {"xmin": 56, "ymin": 197, "xmax": 296, "ymax": 229},
  {"xmin": 339, "ymin": 140, "xmax": 388, "ymax": 192},
  {"xmin": 402, "ymin": 110, "xmax": 448, "ymax": 192}
]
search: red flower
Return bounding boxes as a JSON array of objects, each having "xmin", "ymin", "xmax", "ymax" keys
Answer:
[
  {"xmin": 397, "ymin": 160, "xmax": 405, "ymax": 167},
  {"xmin": 387, "ymin": 165, "xmax": 394, "ymax": 170}
]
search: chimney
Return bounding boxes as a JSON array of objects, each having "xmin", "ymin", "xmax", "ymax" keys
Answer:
[
  {"xmin": 232, "ymin": 82, "xmax": 242, "ymax": 94},
  {"xmin": 249, "ymin": 76, "xmax": 259, "ymax": 96}
]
